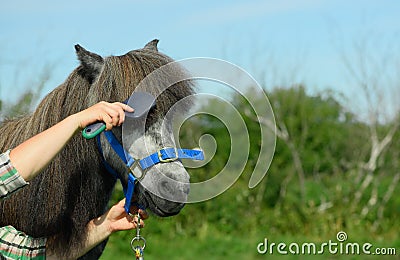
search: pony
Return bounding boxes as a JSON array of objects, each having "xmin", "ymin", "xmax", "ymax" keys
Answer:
[{"xmin": 0, "ymin": 39, "xmax": 195, "ymax": 259}]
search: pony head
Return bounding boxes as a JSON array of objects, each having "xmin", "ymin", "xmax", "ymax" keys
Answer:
[{"xmin": 76, "ymin": 40, "xmax": 195, "ymax": 216}]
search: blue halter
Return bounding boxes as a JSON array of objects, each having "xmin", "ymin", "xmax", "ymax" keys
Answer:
[{"xmin": 96, "ymin": 130, "xmax": 204, "ymax": 214}]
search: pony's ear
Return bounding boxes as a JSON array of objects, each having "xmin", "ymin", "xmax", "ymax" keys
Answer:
[
  {"xmin": 143, "ymin": 39, "xmax": 159, "ymax": 52},
  {"xmin": 75, "ymin": 44, "xmax": 104, "ymax": 79}
]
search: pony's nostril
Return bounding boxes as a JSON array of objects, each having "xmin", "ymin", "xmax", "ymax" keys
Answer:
[
  {"xmin": 157, "ymin": 180, "xmax": 189, "ymax": 202},
  {"xmin": 160, "ymin": 181, "xmax": 173, "ymax": 196}
]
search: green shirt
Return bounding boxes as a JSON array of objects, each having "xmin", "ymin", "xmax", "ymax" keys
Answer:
[{"xmin": 0, "ymin": 150, "xmax": 47, "ymax": 259}]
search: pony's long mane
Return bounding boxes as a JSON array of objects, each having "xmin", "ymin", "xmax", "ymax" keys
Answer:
[{"xmin": 0, "ymin": 44, "xmax": 194, "ymax": 257}]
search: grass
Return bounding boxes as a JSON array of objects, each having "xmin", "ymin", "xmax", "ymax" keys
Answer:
[
  {"xmin": 100, "ymin": 218, "xmax": 399, "ymax": 260},
  {"xmin": 99, "ymin": 174, "xmax": 400, "ymax": 259}
]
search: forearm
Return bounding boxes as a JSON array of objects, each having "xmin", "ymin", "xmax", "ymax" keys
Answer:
[
  {"xmin": 8, "ymin": 101, "xmax": 130, "ymax": 182},
  {"xmin": 45, "ymin": 199, "xmax": 145, "ymax": 259},
  {"xmin": 77, "ymin": 216, "xmax": 112, "ymax": 257},
  {"xmin": 46, "ymin": 217, "xmax": 112, "ymax": 260},
  {"xmin": 67, "ymin": 204, "xmax": 143, "ymax": 259},
  {"xmin": 9, "ymin": 114, "xmax": 80, "ymax": 181}
]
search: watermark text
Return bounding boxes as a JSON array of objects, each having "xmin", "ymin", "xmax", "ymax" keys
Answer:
[{"xmin": 257, "ymin": 231, "xmax": 397, "ymax": 256}]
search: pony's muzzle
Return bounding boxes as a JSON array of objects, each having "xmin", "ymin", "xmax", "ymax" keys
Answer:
[{"xmin": 157, "ymin": 179, "xmax": 190, "ymax": 203}]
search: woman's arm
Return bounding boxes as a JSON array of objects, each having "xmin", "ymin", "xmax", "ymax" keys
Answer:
[
  {"xmin": 46, "ymin": 199, "xmax": 148, "ymax": 260},
  {"xmin": 9, "ymin": 101, "xmax": 133, "ymax": 181}
]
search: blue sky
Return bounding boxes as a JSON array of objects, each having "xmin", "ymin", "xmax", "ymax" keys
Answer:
[{"xmin": 1, "ymin": 0, "xmax": 400, "ymax": 107}]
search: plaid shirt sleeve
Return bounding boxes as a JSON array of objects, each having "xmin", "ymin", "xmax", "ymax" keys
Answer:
[
  {"xmin": 0, "ymin": 150, "xmax": 28, "ymax": 199},
  {"xmin": 0, "ymin": 150, "xmax": 47, "ymax": 259},
  {"xmin": 0, "ymin": 226, "xmax": 46, "ymax": 260}
]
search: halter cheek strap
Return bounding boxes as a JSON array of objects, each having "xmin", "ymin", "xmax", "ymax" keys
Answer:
[{"xmin": 96, "ymin": 130, "xmax": 204, "ymax": 213}]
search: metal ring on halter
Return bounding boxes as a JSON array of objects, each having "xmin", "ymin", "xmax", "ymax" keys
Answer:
[
  {"xmin": 129, "ymin": 160, "xmax": 148, "ymax": 180},
  {"xmin": 131, "ymin": 236, "xmax": 146, "ymax": 250}
]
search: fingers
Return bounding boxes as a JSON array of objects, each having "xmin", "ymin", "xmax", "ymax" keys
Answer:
[
  {"xmin": 106, "ymin": 199, "xmax": 148, "ymax": 232},
  {"xmin": 131, "ymin": 215, "xmax": 145, "ymax": 228},
  {"xmin": 129, "ymin": 204, "xmax": 149, "ymax": 220},
  {"xmin": 116, "ymin": 198, "xmax": 126, "ymax": 207},
  {"xmin": 138, "ymin": 209, "xmax": 149, "ymax": 220},
  {"xmin": 77, "ymin": 101, "xmax": 134, "ymax": 130},
  {"xmin": 98, "ymin": 102, "xmax": 134, "ymax": 130},
  {"xmin": 127, "ymin": 205, "xmax": 149, "ymax": 229},
  {"xmin": 115, "ymin": 102, "xmax": 134, "ymax": 113},
  {"xmin": 117, "ymin": 199, "xmax": 148, "ymax": 227},
  {"xmin": 115, "ymin": 199, "xmax": 146, "ymax": 224}
]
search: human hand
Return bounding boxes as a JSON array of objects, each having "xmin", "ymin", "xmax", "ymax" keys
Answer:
[
  {"xmin": 75, "ymin": 101, "xmax": 134, "ymax": 131},
  {"xmin": 49, "ymin": 200, "xmax": 149, "ymax": 259},
  {"xmin": 98, "ymin": 199, "xmax": 149, "ymax": 234}
]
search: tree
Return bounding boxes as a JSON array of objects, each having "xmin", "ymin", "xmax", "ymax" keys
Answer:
[
  {"xmin": 340, "ymin": 37, "xmax": 400, "ymax": 221},
  {"xmin": 244, "ymin": 85, "xmax": 356, "ymax": 204}
]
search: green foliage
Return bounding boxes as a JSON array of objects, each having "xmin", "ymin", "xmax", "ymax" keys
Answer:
[
  {"xmin": 268, "ymin": 86, "xmax": 355, "ymax": 175},
  {"xmin": 0, "ymin": 66, "xmax": 49, "ymax": 120},
  {"xmin": 101, "ymin": 85, "xmax": 399, "ymax": 259}
]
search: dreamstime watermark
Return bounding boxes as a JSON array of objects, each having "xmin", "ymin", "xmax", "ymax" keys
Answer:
[{"xmin": 257, "ymin": 231, "xmax": 397, "ymax": 256}]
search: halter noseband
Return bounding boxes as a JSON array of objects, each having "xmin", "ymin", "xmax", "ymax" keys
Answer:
[{"xmin": 96, "ymin": 130, "xmax": 204, "ymax": 213}]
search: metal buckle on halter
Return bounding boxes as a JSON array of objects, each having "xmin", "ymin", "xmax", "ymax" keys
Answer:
[
  {"xmin": 129, "ymin": 160, "xmax": 146, "ymax": 180},
  {"xmin": 158, "ymin": 147, "xmax": 178, "ymax": 162}
]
